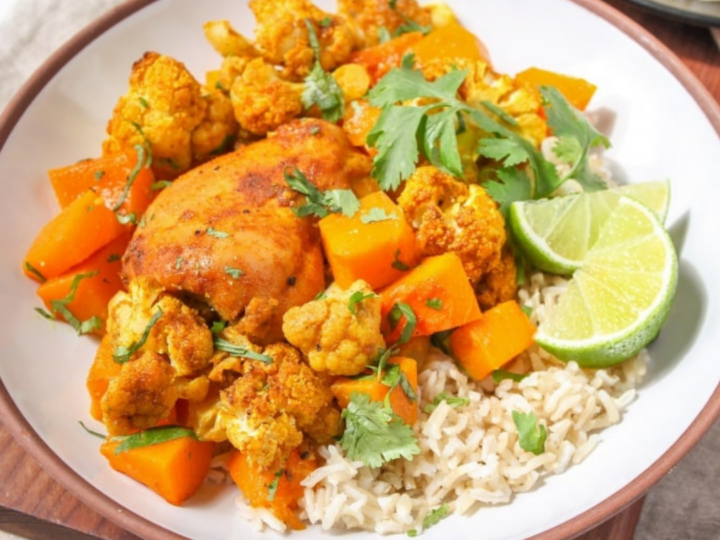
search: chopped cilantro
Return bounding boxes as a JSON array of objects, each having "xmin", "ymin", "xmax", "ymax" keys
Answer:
[
  {"xmin": 78, "ymin": 421, "xmax": 106, "ymax": 440},
  {"xmin": 492, "ymin": 369, "xmax": 529, "ymax": 383},
  {"xmin": 175, "ymin": 256, "xmax": 183, "ymax": 269},
  {"xmin": 24, "ymin": 261, "xmax": 47, "ymax": 282},
  {"xmin": 309, "ymin": 125, "xmax": 321, "ymax": 135},
  {"xmin": 348, "ymin": 290, "xmax": 378, "ymax": 316},
  {"xmin": 521, "ymin": 304, "xmax": 533, "ymax": 318},
  {"xmin": 41, "ymin": 271, "xmax": 103, "ymax": 335},
  {"xmin": 423, "ymin": 391, "xmax": 469, "ymax": 413},
  {"xmin": 211, "ymin": 320, "xmax": 227, "ymax": 334},
  {"xmin": 377, "ymin": 26, "xmax": 392, "ymax": 44},
  {"xmin": 512, "ymin": 410, "xmax": 547, "ymax": 455},
  {"xmin": 138, "ymin": 96, "xmax": 149, "ymax": 109},
  {"xmin": 284, "ymin": 166, "xmax": 360, "ymax": 218},
  {"xmin": 151, "ymin": 180, "xmax": 172, "ymax": 191},
  {"xmin": 113, "ymin": 425, "xmax": 198, "ymax": 454},
  {"xmin": 116, "ymin": 211, "xmax": 138, "ymax": 225},
  {"xmin": 302, "ymin": 19, "xmax": 344, "ymax": 122},
  {"xmin": 266, "ymin": 469, "xmax": 284, "ymax": 501},
  {"xmin": 111, "ymin": 144, "xmax": 147, "ymax": 212},
  {"xmin": 206, "ymin": 227, "xmax": 229, "ymax": 239},
  {"xmin": 425, "ymin": 298, "xmax": 442, "ymax": 310},
  {"xmin": 479, "ymin": 100, "xmax": 518, "ymax": 126},
  {"xmin": 106, "ymin": 253, "xmax": 121, "ymax": 263},
  {"xmin": 380, "ymin": 363, "xmax": 417, "ymax": 403},
  {"xmin": 387, "ymin": 302, "xmax": 417, "ymax": 345},
  {"xmin": 423, "ymin": 504, "xmax": 449, "ymax": 530},
  {"xmin": 113, "ymin": 307, "xmax": 163, "ymax": 363},
  {"xmin": 94, "ymin": 170, "xmax": 105, "ymax": 181},
  {"xmin": 391, "ymin": 248, "xmax": 411, "ymax": 271},
  {"xmin": 318, "ymin": 16, "xmax": 332, "ymax": 27},
  {"xmin": 213, "ymin": 337, "xmax": 272, "ymax": 363},
  {"xmin": 339, "ymin": 392, "xmax": 420, "ymax": 468},
  {"xmin": 225, "ymin": 266, "xmax": 243, "ymax": 279},
  {"xmin": 360, "ymin": 207, "xmax": 397, "ymax": 224}
]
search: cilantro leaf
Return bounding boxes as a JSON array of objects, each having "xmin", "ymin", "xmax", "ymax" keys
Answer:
[
  {"xmin": 266, "ymin": 469, "xmax": 284, "ymax": 501},
  {"xmin": 113, "ymin": 307, "xmax": 163, "ymax": 363},
  {"xmin": 113, "ymin": 425, "xmax": 198, "ymax": 454},
  {"xmin": 380, "ymin": 363, "xmax": 417, "ymax": 403},
  {"xmin": 348, "ymin": 290, "xmax": 378, "ymax": 316},
  {"xmin": 392, "ymin": 248, "xmax": 412, "ymax": 271},
  {"xmin": 340, "ymin": 392, "xmax": 420, "ymax": 468},
  {"xmin": 225, "ymin": 266, "xmax": 243, "ymax": 279},
  {"xmin": 425, "ymin": 298, "xmax": 442, "ymax": 310},
  {"xmin": 387, "ymin": 302, "xmax": 417, "ymax": 345},
  {"xmin": 479, "ymin": 100, "xmax": 518, "ymax": 126},
  {"xmin": 302, "ymin": 19, "xmax": 345, "ymax": 122},
  {"xmin": 512, "ymin": 410, "xmax": 547, "ymax": 455},
  {"xmin": 43, "ymin": 271, "xmax": 103, "ymax": 335},
  {"xmin": 492, "ymin": 369, "xmax": 528, "ymax": 383},
  {"xmin": 477, "ymin": 137, "xmax": 530, "ymax": 167},
  {"xmin": 284, "ymin": 166, "xmax": 360, "ymax": 218},
  {"xmin": 360, "ymin": 207, "xmax": 397, "ymax": 223},
  {"xmin": 24, "ymin": 261, "xmax": 47, "ymax": 282},
  {"xmin": 213, "ymin": 337, "xmax": 273, "ymax": 364},
  {"xmin": 423, "ymin": 504, "xmax": 449, "ymax": 530},
  {"xmin": 206, "ymin": 227, "xmax": 229, "ymax": 239},
  {"xmin": 211, "ymin": 320, "xmax": 227, "ymax": 334},
  {"xmin": 540, "ymin": 85, "xmax": 609, "ymax": 192},
  {"xmin": 423, "ymin": 391, "xmax": 469, "ymax": 413},
  {"xmin": 111, "ymin": 144, "xmax": 147, "ymax": 212},
  {"xmin": 483, "ymin": 166, "xmax": 533, "ymax": 217}
]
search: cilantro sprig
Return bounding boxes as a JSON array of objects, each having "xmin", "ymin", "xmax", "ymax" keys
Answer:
[
  {"xmin": 284, "ymin": 166, "xmax": 360, "ymax": 218},
  {"xmin": 512, "ymin": 410, "xmax": 547, "ymax": 455},
  {"xmin": 113, "ymin": 307, "xmax": 163, "ymax": 363},
  {"xmin": 348, "ymin": 290, "xmax": 378, "ymax": 316},
  {"xmin": 213, "ymin": 337, "xmax": 273, "ymax": 364},
  {"xmin": 112, "ymin": 425, "xmax": 198, "ymax": 454},
  {"xmin": 339, "ymin": 392, "xmax": 420, "ymax": 468},
  {"xmin": 302, "ymin": 19, "xmax": 345, "ymax": 122}
]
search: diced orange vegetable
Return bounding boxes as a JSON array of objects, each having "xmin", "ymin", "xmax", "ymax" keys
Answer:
[
  {"xmin": 411, "ymin": 21, "xmax": 490, "ymax": 67},
  {"xmin": 36, "ymin": 232, "xmax": 130, "ymax": 334},
  {"xmin": 515, "ymin": 67, "xmax": 597, "ymax": 111},
  {"xmin": 86, "ymin": 334, "xmax": 122, "ymax": 421},
  {"xmin": 333, "ymin": 63, "xmax": 371, "ymax": 102},
  {"xmin": 331, "ymin": 357, "xmax": 418, "ymax": 425},
  {"xmin": 379, "ymin": 252, "xmax": 482, "ymax": 341},
  {"xmin": 100, "ymin": 436, "xmax": 214, "ymax": 506},
  {"xmin": 350, "ymin": 32, "xmax": 424, "ymax": 84},
  {"xmin": 23, "ymin": 190, "xmax": 126, "ymax": 281},
  {"xmin": 228, "ymin": 448, "xmax": 318, "ymax": 530},
  {"xmin": 395, "ymin": 336, "xmax": 431, "ymax": 364},
  {"xmin": 449, "ymin": 300, "xmax": 536, "ymax": 381},
  {"xmin": 342, "ymin": 99, "xmax": 382, "ymax": 150},
  {"xmin": 48, "ymin": 149, "xmax": 155, "ymax": 216},
  {"xmin": 319, "ymin": 191, "xmax": 419, "ymax": 290}
]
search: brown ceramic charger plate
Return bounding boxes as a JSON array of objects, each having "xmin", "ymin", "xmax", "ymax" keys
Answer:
[
  {"xmin": 618, "ymin": 0, "xmax": 720, "ymax": 26},
  {"xmin": 1, "ymin": 0, "xmax": 719, "ymax": 539}
]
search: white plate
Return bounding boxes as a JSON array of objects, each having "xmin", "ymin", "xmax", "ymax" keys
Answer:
[{"xmin": 1, "ymin": 1, "xmax": 719, "ymax": 539}]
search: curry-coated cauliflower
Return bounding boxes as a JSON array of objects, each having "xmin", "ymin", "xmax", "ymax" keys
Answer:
[
  {"xmin": 228, "ymin": 57, "xmax": 304, "ymax": 136},
  {"xmin": 214, "ymin": 341, "xmax": 341, "ymax": 470},
  {"xmin": 338, "ymin": 0, "xmax": 431, "ymax": 49},
  {"xmin": 475, "ymin": 247, "xmax": 518, "ymax": 311},
  {"xmin": 203, "ymin": 20, "xmax": 260, "ymax": 58},
  {"xmin": 398, "ymin": 166, "xmax": 513, "ymax": 306},
  {"xmin": 282, "ymin": 280, "xmax": 385, "ymax": 376},
  {"xmin": 103, "ymin": 52, "xmax": 237, "ymax": 179},
  {"xmin": 250, "ymin": 0, "xmax": 355, "ymax": 80},
  {"xmin": 101, "ymin": 351, "xmax": 177, "ymax": 436}
]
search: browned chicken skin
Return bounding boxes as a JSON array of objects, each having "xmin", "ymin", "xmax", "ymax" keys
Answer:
[{"xmin": 122, "ymin": 118, "xmax": 371, "ymax": 342}]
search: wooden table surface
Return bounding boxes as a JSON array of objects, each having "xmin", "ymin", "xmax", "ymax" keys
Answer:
[{"xmin": 0, "ymin": 2, "xmax": 719, "ymax": 540}]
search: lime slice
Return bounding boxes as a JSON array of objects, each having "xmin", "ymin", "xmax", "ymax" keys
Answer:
[
  {"xmin": 509, "ymin": 190, "xmax": 621, "ymax": 275},
  {"xmin": 614, "ymin": 179, "xmax": 670, "ymax": 224},
  {"xmin": 534, "ymin": 196, "xmax": 677, "ymax": 367},
  {"xmin": 509, "ymin": 181, "xmax": 670, "ymax": 275}
]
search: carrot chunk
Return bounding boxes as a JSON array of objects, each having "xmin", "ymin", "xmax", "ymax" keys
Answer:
[
  {"xmin": 350, "ymin": 32, "xmax": 424, "ymax": 84},
  {"xmin": 24, "ymin": 191, "xmax": 126, "ymax": 281},
  {"xmin": 331, "ymin": 357, "xmax": 418, "ymax": 426},
  {"xmin": 411, "ymin": 21, "xmax": 490, "ymax": 67},
  {"xmin": 48, "ymin": 149, "xmax": 155, "ymax": 215},
  {"xmin": 228, "ymin": 448, "xmax": 318, "ymax": 530},
  {"xmin": 319, "ymin": 191, "xmax": 419, "ymax": 290},
  {"xmin": 515, "ymin": 67, "xmax": 597, "ymax": 111},
  {"xmin": 86, "ymin": 334, "xmax": 122, "ymax": 421},
  {"xmin": 449, "ymin": 300, "xmax": 536, "ymax": 381},
  {"xmin": 36, "ymin": 232, "xmax": 130, "ymax": 334},
  {"xmin": 379, "ymin": 252, "xmax": 482, "ymax": 341},
  {"xmin": 100, "ymin": 436, "xmax": 214, "ymax": 506}
]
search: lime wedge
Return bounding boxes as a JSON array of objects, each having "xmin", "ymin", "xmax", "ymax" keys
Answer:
[
  {"xmin": 509, "ymin": 181, "xmax": 670, "ymax": 275},
  {"xmin": 534, "ymin": 196, "xmax": 677, "ymax": 367},
  {"xmin": 614, "ymin": 179, "xmax": 670, "ymax": 224}
]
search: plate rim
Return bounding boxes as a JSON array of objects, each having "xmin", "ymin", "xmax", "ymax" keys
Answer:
[
  {"xmin": 617, "ymin": 0, "xmax": 720, "ymax": 27},
  {"xmin": 1, "ymin": 1, "xmax": 719, "ymax": 539}
]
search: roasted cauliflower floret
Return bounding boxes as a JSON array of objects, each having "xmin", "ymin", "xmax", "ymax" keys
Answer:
[
  {"xmin": 103, "ymin": 52, "xmax": 238, "ymax": 179},
  {"xmin": 476, "ymin": 247, "xmax": 517, "ymax": 311},
  {"xmin": 107, "ymin": 278, "xmax": 214, "ymax": 378},
  {"xmin": 338, "ymin": 0, "xmax": 431, "ymax": 49},
  {"xmin": 101, "ymin": 351, "xmax": 177, "ymax": 436},
  {"xmin": 249, "ymin": 0, "xmax": 354, "ymax": 80},
  {"xmin": 229, "ymin": 57, "xmax": 304, "ymax": 136},
  {"xmin": 282, "ymin": 280, "xmax": 385, "ymax": 376},
  {"xmin": 398, "ymin": 166, "xmax": 506, "ymax": 287},
  {"xmin": 191, "ymin": 90, "xmax": 238, "ymax": 164},
  {"xmin": 217, "ymin": 342, "xmax": 340, "ymax": 469},
  {"xmin": 204, "ymin": 20, "xmax": 259, "ymax": 58}
]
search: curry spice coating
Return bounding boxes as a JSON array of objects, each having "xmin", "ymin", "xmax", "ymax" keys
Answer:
[
  {"xmin": 122, "ymin": 118, "xmax": 371, "ymax": 342},
  {"xmin": 283, "ymin": 280, "xmax": 385, "ymax": 376}
]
